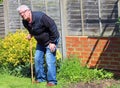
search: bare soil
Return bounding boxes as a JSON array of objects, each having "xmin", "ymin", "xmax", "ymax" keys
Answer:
[{"xmin": 68, "ymin": 79, "xmax": 120, "ymax": 88}]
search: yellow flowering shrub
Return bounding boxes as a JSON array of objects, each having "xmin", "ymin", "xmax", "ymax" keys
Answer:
[{"xmin": 0, "ymin": 30, "xmax": 36, "ymax": 68}]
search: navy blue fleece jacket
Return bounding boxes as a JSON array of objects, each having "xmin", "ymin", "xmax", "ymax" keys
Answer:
[{"xmin": 22, "ymin": 11, "xmax": 60, "ymax": 46}]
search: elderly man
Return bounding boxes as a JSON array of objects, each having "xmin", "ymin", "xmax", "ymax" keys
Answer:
[{"xmin": 17, "ymin": 5, "xmax": 59, "ymax": 86}]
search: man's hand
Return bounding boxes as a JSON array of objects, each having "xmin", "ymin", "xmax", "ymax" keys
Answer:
[
  {"xmin": 26, "ymin": 34, "xmax": 32, "ymax": 40},
  {"xmin": 49, "ymin": 43, "xmax": 56, "ymax": 52}
]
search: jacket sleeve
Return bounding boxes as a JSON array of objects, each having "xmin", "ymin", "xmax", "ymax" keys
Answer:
[{"xmin": 41, "ymin": 14, "xmax": 59, "ymax": 43}]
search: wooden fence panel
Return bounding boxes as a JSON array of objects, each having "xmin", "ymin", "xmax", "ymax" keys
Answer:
[
  {"xmin": 0, "ymin": 4, "xmax": 5, "ymax": 38},
  {"xmin": 7, "ymin": 0, "xmax": 21, "ymax": 33},
  {"xmin": 67, "ymin": 0, "xmax": 82, "ymax": 35},
  {"xmin": 83, "ymin": 0, "xmax": 100, "ymax": 36},
  {"xmin": 101, "ymin": 0, "xmax": 118, "ymax": 36},
  {"xmin": 67, "ymin": 0, "xmax": 119, "ymax": 37}
]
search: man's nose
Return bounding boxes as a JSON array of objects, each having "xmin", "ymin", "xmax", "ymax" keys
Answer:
[{"xmin": 20, "ymin": 13, "xmax": 24, "ymax": 16}]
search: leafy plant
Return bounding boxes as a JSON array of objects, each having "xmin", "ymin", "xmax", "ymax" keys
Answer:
[
  {"xmin": 0, "ymin": 0, "xmax": 3, "ymax": 4},
  {"xmin": 116, "ymin": 17, "xmax": 120, "ymax": 32},
  {"xmin": 57, "ymin": 57, "xmax": 114, "ymax": 83},
  {"xmin": 57, "ymin": 57, "xmax": 83, "ymax": 83},
  {"xmin": 116, "ymin": 17, "xmax": 120, "ymax": 25}
]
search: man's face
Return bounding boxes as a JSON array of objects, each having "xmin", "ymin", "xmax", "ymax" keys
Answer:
[{"xmin": 19, "ymin": 9, "xmax": 30, "ymax": 20}]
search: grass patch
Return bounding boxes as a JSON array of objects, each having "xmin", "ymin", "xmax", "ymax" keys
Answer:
[
  {"xmin": 0, "ymin": 74, "xmax": 65, "ymax": 88},
  {"xmin": 0, "ymin": 74, "xmax": 39, "ymax": 88}
]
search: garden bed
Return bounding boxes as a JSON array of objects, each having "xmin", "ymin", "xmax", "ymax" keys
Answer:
[{"xmin": 68, "ymin": 79, "xmax": 120, "ymax": 88}]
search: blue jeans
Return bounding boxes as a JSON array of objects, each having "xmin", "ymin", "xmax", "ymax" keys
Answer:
[{"xmin": 34, "ymin": 41, "xmax": 58, "ymax": 84}]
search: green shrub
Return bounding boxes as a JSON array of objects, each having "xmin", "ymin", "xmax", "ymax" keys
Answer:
[
  {"xmin": 57, "ymin": 57, "xmax": 82, "ymax": 83},
  {"xmin": 116, "ymin": 17, "xmax": 120, "ymax": 31},
  {"xmin": 0, "ymin": 0, "xmax": 3, "ymax": 4},
  {"xmin": 57, "ymin": 57, "xmax": 113, "ymax": 83}
]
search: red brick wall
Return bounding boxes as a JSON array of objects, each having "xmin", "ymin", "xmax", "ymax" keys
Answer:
[{"xmin": 66, "ymin": 36, "xmax": 120, "ymax": 71}]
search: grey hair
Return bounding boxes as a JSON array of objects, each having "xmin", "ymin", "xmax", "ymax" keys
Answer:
[{"xmin": 17, "ymin": 5, "xmax": 30, "ymax": 12}]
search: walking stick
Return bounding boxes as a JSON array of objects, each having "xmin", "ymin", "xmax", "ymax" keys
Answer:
[{"xmin": 30, "ymin": 39, "xmax": 34, "ymax": 84}]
